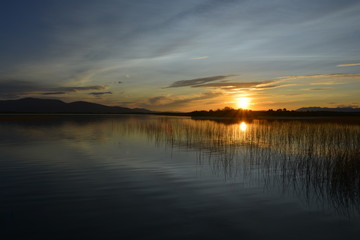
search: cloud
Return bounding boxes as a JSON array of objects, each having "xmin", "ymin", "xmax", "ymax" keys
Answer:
[
  {"xmin": 119, "ymin": 101, "xmax": 135, "ymax": 105},
  {"xmin": 146, "ymin": 92, "xmax": 222, "ymax": 107},
  {"xmin": 337, "ymin": 104, "xmax": 359, "ymax": 108},
  {"xmin": 89, "ymin": 91, "xmax": 112, "ymax": 96},
  {"xmin": 301, "ymin": 88, "xmax": 333, "ymax": 91},
  {"xmin": 254, "ymin": 84, "xmax": 283, "ymax": 90},
  {"xmin": 168, "ymin": 92, "xmax": 223, "ymax": 106},
  {"xmin": 148, "ymin": 95, "xmax": 171, "ymax": 105},
  {"xmin": 41, "ymin": 92, "xmax": 66, "ymax": 95},
  {"xmin": 162, "ymin": 72, "xmax": 360, "ymax": 102},
  {"xmin": 337, "ymin": 62, "xmax": 360, "ymax": 67},
  {"xmin": 55, "ymin": 86, "xmax": 106, "ymax": 92},
  {"xmin": 0, "ymin": 79, "xmax": 107, "ymax": 98},
  {"xmin": 309, "ymin": 81, "xmax": 343, "ymax": 85},
  {"xmin": 192, "ymin": 80, "xmax": 275, "ymax": 90},
  {"xmin": 167, "ymin": 73, "xmax": 360, "ymax": 91},
  {"xmin": 37, "ymin": 86, "xmax": 107, "ymax": 96},
  {"xmin": 279, "ymin": 73, "xmax": 360, "ymax": 81},
  {"xmin": 166, "ymin": 75, "xmax": 234, "ymax": 88},
  {"xmin": 0, "ymin": 80, "xmax": 41, "ymax": 98},
  {"xmin": 191, "ymin": 56, "xmax": 208, "ymax": 60},
  {"xmin": 309, "ymin": 88, "xmax": 331, "ymax": 91},
  {"xmin": 274, "ymin": 73, "xmax": 360, "ymax": 89},
  {"xmin": 166, "ymin": 74, "xmax": 292, "ymax": 91}
]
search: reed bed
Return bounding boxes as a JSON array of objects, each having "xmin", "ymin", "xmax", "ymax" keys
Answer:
[{"xmin": 116, "ymin": 117, "xmax": 360, "ymax": 216}]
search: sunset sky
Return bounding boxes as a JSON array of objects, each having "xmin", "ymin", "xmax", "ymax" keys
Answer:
[{"xmin": 1, "ymin": 0, "xmax": 360, "ymax": 111}]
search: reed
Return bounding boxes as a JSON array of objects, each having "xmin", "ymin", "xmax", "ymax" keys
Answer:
[{"xmin": 118, "ymin": 117, "xmax": 360, "ymax": 216}]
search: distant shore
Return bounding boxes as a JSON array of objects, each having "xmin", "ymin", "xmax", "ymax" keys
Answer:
[
  {"xmin": 2, "ymin": 98, "xmax": 360, "ymax": 122},
  {"xmin": 191, "ymin": 115, "xmax": 360, "ymax": 123},
  {"xmin": 1, "ymin": 112, "xmax": 360, "ymax": 124}
]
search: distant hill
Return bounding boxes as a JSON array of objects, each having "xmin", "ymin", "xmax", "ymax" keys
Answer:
[
  {"xmin": 0, "ymin": 98, "xmax": 152, "ymax": 114},
  {"xmin": 296, "ymin": 107, "xmax": 360, "ymax": 112}
]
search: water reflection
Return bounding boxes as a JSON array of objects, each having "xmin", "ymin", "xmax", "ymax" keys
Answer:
[
  {"xmin": 239, "ymin": 122, "xmax": 247, "ymax": 132},
  {"xmin": 1, "ymin": 115, "xmax": 360, "ymax": 219},
  {"xmin": 110, "ymin": 117, "xmax": 360, "ymax": 217}
]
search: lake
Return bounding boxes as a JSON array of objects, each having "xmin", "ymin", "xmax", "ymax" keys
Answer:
[{"xmin": 1, "ymin": 115, "xmax": 360, "ymax": 239}]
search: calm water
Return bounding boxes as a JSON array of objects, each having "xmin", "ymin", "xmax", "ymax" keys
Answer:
[{"xmin": 1, "ymin": 115, "xmax": 360, "ymax": 239}]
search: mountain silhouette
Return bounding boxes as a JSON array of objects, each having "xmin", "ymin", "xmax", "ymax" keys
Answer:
[{"xmin": 0, "ymin": 98, "xmax": 152, "ymax": 114}]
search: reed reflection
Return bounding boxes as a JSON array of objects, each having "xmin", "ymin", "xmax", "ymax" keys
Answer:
[{"xmin": 121, "ymin": 117, "xmax": 360, "ymax": 217}]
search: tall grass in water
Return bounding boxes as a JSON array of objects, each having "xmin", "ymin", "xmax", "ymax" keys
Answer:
[{"xmin": 120, "ymin": 117, "xmax": 360, "ymax": 216}]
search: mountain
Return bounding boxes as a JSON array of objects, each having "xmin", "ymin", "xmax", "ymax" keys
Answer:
[
  {"xmin": 0, "ymin": 98, "xmax": 152, "ymax": 114},
  {"xmin": 296, "ymin": 107, "xmax": 360, "ymax": 112}
]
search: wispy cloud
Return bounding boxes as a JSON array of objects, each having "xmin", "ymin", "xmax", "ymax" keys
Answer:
[
  {"xmin": 55, "ymin": 86, "xmax": 106, "ymax": 92},
  {"xmin": 0, "ymin": 79, "xmax": 107, "ymax": 98},
  {"xmin": 89, "ymin": 91, "xmax": 112, "ymax": 96},
  {"xmin": 163, "ymin": 72, "xmax": 360, "ymax": 105},
  {"xmin": 192, "ymin": 80, "xmax": 275, "ymax": 89},
  {"xmin": 165, "ymin": 75, "xmax": 234, "ymax": 88},
  {"xmin": 148, "ymin": 95, "xmax": 171, "ymax": 105},
  {"xmin": 146, "ymin": 92, "xmax": 222, "ymax": 108},
  {"xmin": 279, "ymin": 73, "xmax": 360, "ymax": 80},
  {"xmin": 309, "ymin": 81, "xmax": 343, "ymax": 85},
  {"xmin": 0, "ymin": 80, "xmax": 41, "ymax": 98},
  {"xmin": 191, "ymin": 56, "xmax": 208, "ymax": 60},
  {"xmin": 41, "ymin": 92, "xmax": 66, "ymax": 95},
  {"xmin": 337, "ymin": 104, "xmax": 359, "ymax": 108},
  {"xmin": 301, "ymin": 87, "xmax": 333, "ymax": 91},
  {"xmin": 337, "ymin": 62, "xmax": 360, "ymax": 67},
  {"xmin": 37, "ymin": 86, "xmax": 107, "ymax": 96},
  {"xmin": 166, "ymin": 75, "xmax": 280, "ymax": 92}
]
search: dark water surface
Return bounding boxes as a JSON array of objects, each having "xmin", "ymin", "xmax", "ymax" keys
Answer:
[{"xmin": 1, "ymin": 115, "xmax": 360, "ymax": 239}]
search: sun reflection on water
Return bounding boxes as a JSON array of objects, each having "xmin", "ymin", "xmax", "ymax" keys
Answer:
[{"xmin": 239, "ymin": 122, "xmax": 247, "ymax": 132}]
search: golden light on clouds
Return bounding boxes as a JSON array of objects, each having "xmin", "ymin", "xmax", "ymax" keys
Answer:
[
  {"xmin": 236, "ymin": 97, "xmax": 251, "ymax": 109},
  {"xmin": 337, "ymin": 62, "xmax": 360, "ymax": 67}
]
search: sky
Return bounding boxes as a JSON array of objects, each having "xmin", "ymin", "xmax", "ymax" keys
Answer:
[{"xmin": 1, "ymin": 0, "xmax": 360, "ymax": 111}]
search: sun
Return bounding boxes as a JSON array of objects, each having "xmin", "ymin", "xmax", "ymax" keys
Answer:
[{"xmin": 237, "ymin": 97, "xmax": 251, "ymax": 109}]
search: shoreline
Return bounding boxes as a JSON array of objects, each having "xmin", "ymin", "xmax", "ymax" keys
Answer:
[{"xmin": 1, "ymin": 112, "xmax": 360, "ymax": 123}]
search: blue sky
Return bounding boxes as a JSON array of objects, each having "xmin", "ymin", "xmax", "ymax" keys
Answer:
[{"xmin": 1, "ymin": 0, "xmax": 360, "ymax": 111}]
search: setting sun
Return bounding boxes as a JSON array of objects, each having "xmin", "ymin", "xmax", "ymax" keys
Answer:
[{"xmin": 237, "ymin": 97, "xmax": 251, "ymax": 109}]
